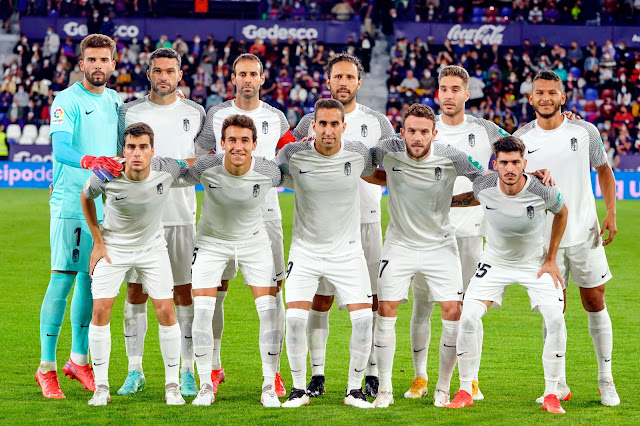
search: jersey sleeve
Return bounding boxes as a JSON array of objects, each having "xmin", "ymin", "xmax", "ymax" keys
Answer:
[
  {"xmin": 472, "ymin": 173, "xmax": 498, "ymax": 198},
  {"xmin": 50, "ymin": 93, "xmax": 76, "ymax": 136},
  {"xmin": 581, "ymin": 121, "xmax": 608, "ymax": 168},
  {"xmin": 274, "ymin": 140, "xmax": 310, "ymax": 175},
  {"xmin": 277, "ymin": 130, "xmax": 296, "ymax": 150},
  {"xmin": 151, "ymin": 156, "xmax": 191, "ymax": 179},
  {"xmin": 292, "ymin": 113, "xmax": 313, "ymax": 141},
  {"xmin": 527, "ymin": 178, "xmax": 564, "ymax": 214},
  {"xmin": 436, "ymin": 143, "xmax": 486, "ymax": 181},
  {"xmin": 194, "ymin": 107, "xmax": 218, "ymax": 152},
  {"xmin": 376, "ymin": 112, "xmax": 396, "ymax": 140},
  {"xmin": 117, "ymin": 105, "xmax": 127, "ymax": 155},
  {"xmin": 371, "ymin": 136, "xmax": 404, "ymax": 166},
  {"xmin": 186, "ymin": 153, "xmax": 224, "ymax": 183},
  {"xmin": 254, "ymin": 156, "xmax": 285, "ymax": 187},
  {"xmin": 82, "ymin": 174, "xmax": 107, "ymax": 199},
  {"xmin": 474, "ymin": 117, "xmax": 511, "ymax": 142}
]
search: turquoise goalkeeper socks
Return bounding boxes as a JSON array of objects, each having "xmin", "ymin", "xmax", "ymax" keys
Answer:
[
  {"xmin": 70, "ymin": 272, "xmax": 93, "ymax": 357},
  {"xmin": 40, "ymin": 273, "xmax": 75, "ymax": 362}
]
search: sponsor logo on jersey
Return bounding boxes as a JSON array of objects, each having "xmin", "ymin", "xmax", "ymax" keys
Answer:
[
  {"xmin": 435, "ymin": 166, "xmax": 442, "ymax": 180},
  {"xmin": 468, "ymin": 156, "xmax": 483, "ymax": 170},
  {"xmin": 468, "ymin": 133, "xmax": 475, "ymax": 147},
  {"xmin": 361, "ymin": 124, "xmax": 368, "ymax": 137},
  {"xmin": 157, "ymin": 183, "xmax": 163, "ymax": 194},
  {"xmin": 571, "ymin": 137, "xmax": 578, "ymax": 151},
  {"xmin": 527, "ymin": 205, "xmax": 534, "ymax": 219},
  {"xmin": 344, "ymin": 161, "xmax": 351, "ymax": 176},
  {"xmin": 262, "ymin": 120, "xmax": 269, "ymax": 134},
  {"xmin": 52, "ymin": 107, "xmax": 64, "ymax": 124},
  {"xmin": 253, "ymin": 183, "xmax": 260, "ymax": 197},
  {"xmin": 183, "ymin": 118, "xmax": 190, "ymax": 132}
]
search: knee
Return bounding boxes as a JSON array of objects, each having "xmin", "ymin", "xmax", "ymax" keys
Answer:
[
  {"xmin": 173, "ymin": 285, "xmax": 193, "ymax": 306},
  {"xmin": 126, "ymin": 284, "xmax": 148, "ymax": 304},
  {"xmin": 581, "ymin": 292, "xmax": 605, "ymax": 312},
  {"xmin": 155, "ymin": 303, "xmax": 176, "ymax": 325},
  {"xmin": 311, "ymin": 295, "xmax": 333, "ymax": 312},
  {"xmin": 377, "ymin": 302, "xmax": 397, "ymax": 318},
  {"xmin": 441, "ymin": 303, "xmax": 461, "ymax": 321}
]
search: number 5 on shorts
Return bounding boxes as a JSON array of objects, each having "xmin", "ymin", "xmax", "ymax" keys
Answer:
[{"xmin": 475, "ymin": 263, "xmax": 491, "ymax": 278}]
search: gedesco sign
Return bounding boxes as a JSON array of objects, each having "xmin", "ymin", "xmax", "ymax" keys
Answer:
[
  {"xmin": 446, "ymin": 24, "xmax": 505, "ymax": 45},
  {"xmin": 242, "ymin": 24, "xmax": 319, "ymax": 41},
  {"xmin": 63, "ymin": 22, "xmax": 140, "ymax": 38}
]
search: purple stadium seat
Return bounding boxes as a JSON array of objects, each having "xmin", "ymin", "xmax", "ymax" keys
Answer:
[
  {"xmin": 585, "ymin": 88, "xmax": 599, "ymax": 101},
  {"xmin": 569, "ymin": 67, "xmax": 582, "ymax": 79}
]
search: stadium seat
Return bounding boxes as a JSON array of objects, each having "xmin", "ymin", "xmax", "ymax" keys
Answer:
[
  {"xmin": 601, "ymin": 88, "xmax": 615, "ymax": 99},
  {"xmin": 569, "ymin": 67, "xmax": 582, "ymax": 79},
  {"xmin": 23, "ymin": 124, "xmax": 38, "ymax": 141},
  {"xmin": 471, "ymin": 7, "xmax": 485, "ymax": 23},
  {"xmin": 38, "ymin": 125, "xmax": 50, "ymax": 138},
  {"xmin": 19, "ymin": 134, "xmax": 35, "ymax": 145},
  {"xmin": 584, "ymin": 88, "xmax": 599, "ymax": 101},
  {"xmin": 35, "ymin": 136, "xmax": 51, "ymax": 145},
  {"xmin": 486, "ymin": 6, "xmax": 498, "ymax": 23},
  {"xmin": 6, "ymin": 124, "xmax": 21, "ymax": 143},
  {"xmin": 500, "ymin": 6, "xmax": 513, "ymax": 19},
  {"xmin": 584, "ymin": 101, "xmax": 597, "ymax": 112}
]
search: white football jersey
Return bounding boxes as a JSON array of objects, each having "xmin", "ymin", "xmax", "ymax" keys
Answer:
[
  {"xmin": 473, "ymin": 173, "xmax": 564, "ymax": 267},
  {"xmin": 196, "ymin": 100, "xmax": 290, "ymax": 221},
  {"xmin": 275, "ymin": 139, "xmax": 375, "ymax": 259},
  {"xmin": 82, "ymin": 157, "xmax": 190, "ymax": 250},
  {"xmin": 372, "ymin": 138, "xmax": 485, "ymax": 251},
  {"xmin": 434, "ymin": 114, "xmax": 509, "ymax": 237},
  {"xmin": 182, "ymin": 154, "xmax": 283, "ymax": 246},
  {"xmin": 293, "ymin": 103, "xmax": 395, "ymax": 224},
  {"xmin": 515, "ymin": 117, "xmax": 608, "ymax": 248},
  {"xmin": 117, "ymin": 96, "xmax": 205, "ymax": 227}
]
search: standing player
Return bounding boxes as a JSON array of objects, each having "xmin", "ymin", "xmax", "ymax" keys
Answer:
[
  {"xmin": 404, "ymin": 65, "xmax": 507, "ymax": 401},
  {"xmin": 515, "ymin": 70, "xmax": 619, "ymax": 406},
  {"xmin": 292, "ymin": 53, "xmax": 395, "ymax": 398},
  {"xmin": 116, "ymin": 47, "xmax": 206, "ymax": 397},
  {"xmin": 276, "ymin": 99, "xmax": 378, "ymax": 409},
  {"xmin": 369, "ymin": 104, "xmax": 485, "ymax": 409},
  {"xmin": 195, "ymin": 53, "xmax": 294, "ymax": 395},
  {"xmin": 446, "ymin": 136, "xmax": 569, "ymax": 414},
  {"xmin": 81, "ymin": 122, "xmax": 194, "ymax": 406},
  {"xmin": 186, "ymin": 115, "xmax": 284, "ymax": 407},
  {"xmin": 36, "ymin": 34, "xmax": 123, "ymax": 399}
]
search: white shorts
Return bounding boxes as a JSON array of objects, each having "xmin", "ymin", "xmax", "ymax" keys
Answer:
[
  {"xmin": 192, "ymin": 234, "xmax": 275, "ymax": 290},
  {"xmin": 556, "ymin": 237, "xmax": 612, "ymax": 289},
  {"xmin": 316, "ymin": 222, "xmax": 382, "ymax": 297},
  {"xmin": 378, "ymin": 242, "xmax": 463, "ymax": 304},
  {"xmin": 126, "ymin": 225, "xmax": 195, "ymax": 286},
  {"xmin": 91, "ymin": 243, "xmax": 174, "ymax": 300},
  {"xmin": 284, "ymin": 249, "xmax": 373, "ymax": 310},
  {"xmin": 221, "ymin": 220, "xmax": 285, "ymax": 282},
  {"xmin": 464, "ymin": 261, "xmax": 564, "ymax": 311}
]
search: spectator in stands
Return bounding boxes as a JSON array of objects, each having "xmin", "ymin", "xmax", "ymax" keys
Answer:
[
  {"xmin": 43, "ymin": 27, "xmax": 60, "ymax": 63},
  {"xmin": 101, "ymin": 15, "xmax": 116, "ymax": 36},
  {"xmin": 529, "ymin": 4, "xmax": 543, "ymax": 23},
  {"xmin": 399, "ymin": 69, "xmax": 420, "ymax": 91},
  {"xmin": 156, "ymin": 35, "xmax": 172, "ymax": 50},
  {"xmin": 613, "ymin": 105, "xmax": 634, "ymax": 129},
  {"xmin": 332, "ymin": 0, "xmax": 355, "ymax": 20},
  {"xmin": 360, "ymin": 32, "xmax": 374, "ymax": 74},
  {"xmin": 600, "ymin": 97, "xmax": 617, "ymax": 121},
  {"xmin": 615, "ymin": 124, "xmax": 636, "ymax": 155}
]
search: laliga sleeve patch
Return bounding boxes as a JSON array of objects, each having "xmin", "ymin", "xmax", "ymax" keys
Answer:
[{"xmin": 51, "ymin": 107, "xmax": 64, "ymax": 125}]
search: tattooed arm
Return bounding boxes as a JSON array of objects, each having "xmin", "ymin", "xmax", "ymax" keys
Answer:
[{"xmin": 451, "ymin": 191, "xmax": 480, "ymax": 207}]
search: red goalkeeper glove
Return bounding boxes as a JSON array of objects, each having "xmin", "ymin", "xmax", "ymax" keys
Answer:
[{"xmin": 81, "ymin": 155, "xmax": 124, "ymax": 182}]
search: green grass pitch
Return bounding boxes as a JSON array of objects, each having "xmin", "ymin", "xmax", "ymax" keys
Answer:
[{"xmin": 0, "ymin": 189, "xmax": 638, "ymax": 424}]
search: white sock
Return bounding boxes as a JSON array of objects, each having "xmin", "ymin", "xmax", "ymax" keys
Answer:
[
  {"xmin": 544, "ymin": 319, "xmax": 569, "ymax": 387},
  {"xmin": 374, "ymin": 315, "xmax": 397, "ymax": 393},
  {"xmin": 366, "ymin": 312, "xmax": 379, "ymax": 377},
  {"xmin": 411, "ymin": 288, "xmax": 434, "ymax": 380},
  {"xmin": 539, "ymin": 305, "xmax": 566, "ymax": 396},
  {"xmin": 307, "ymin": 309, "xmax": 329, "ymax": 377},
  {"xmin": 211, "ymin": 291, "xmax": 226, "ymax": 370},
  {"xmin": 70, "ymin": 352, "xmax": 89, "ymax": 366},
  {"xmin": 193, "ymin": 296, "xmax": 216, "ymax": 387},
  {"xmin": 474, "ymin": 316, "xmax": 484, "ymax": 382},
  {"xmin": 347, "ymin": 309, "xmax": 373, "ymax": 392},
  {"xmin": 123, "ymin": 301, "xmax": 147, "ymax": 373},
  {"xmin": 286, "ymin": 308, "xmax": 309, "ymax": 390},
  {"xmin": 436, "ymin": 318, "xmax": 459, "ymax": 393},
  {"xmin": 457, "ymin": 300, "xmax": 486, "ymax": 395},
  {"xmin": 175, "ymin": 304, "xmax": 194, "ymax": 374},
  {"xmin": 275, "ymin": 290, "xmax": 285, "ymax": 374},
  {"xmin": 159, "ymin": 323, "xmax": 181, "ymax": 386},
  {"xmin": 255, "ymin": 295, "xmax": 279, "ymax": 388},
  {"xmin": 89, "ymin": 323, "xmax": 111, "ymax": 388},
  {"xmin": 587, "ymin": 306, "xmax": 614, "ymax": 382},
  {"xmin": 39, "ymin": 361, "xmax": 57, "ymax": 373}
]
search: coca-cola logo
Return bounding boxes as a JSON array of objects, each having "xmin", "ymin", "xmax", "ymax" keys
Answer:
[{"xmin": 446, "ymin": 24, "xmax": 505, "ymax": 45}]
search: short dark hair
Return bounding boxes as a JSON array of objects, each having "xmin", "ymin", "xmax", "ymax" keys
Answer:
[
  {"xmin": 325, "ymin": 52, "xmax": 363, "ymax": 80},
  {"xmin": 150, "ymin": 47, "xmax": 181, "ymax": 68},
  {"xmin": 232, "ymin": 53, "xmax": 263, "ymax": 75},
  {"xmin": 533, "ymin": 69, "xmax": 564, "ymax": 92},
  {"xmin": 221, "ymin": 114, "xmax": 257, "ymax": 142},
  {"xmin": 80, "ymin": 34, "xmax": 116, "ymax": 59},
  {"xmin": 403, "ymin": 103, "xmax": 436, "ymax": 129},
  {"xmin": 493, "ymin": 136, "xmax": 526, "ymax": 157},
  {"xmin": 124, "ymin": 122, "xmax": 154, "ymax": 147},
  {"xmin": 314, "ymin": 98, "xmax": 345, "ymax": 121},
  {"xmin": 438, "ymin": 65, "xmax": 470, "ymax": 88}
]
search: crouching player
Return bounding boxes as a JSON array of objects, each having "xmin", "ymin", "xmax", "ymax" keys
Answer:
[
  {"xmin": 81, "ymin": 122, "xmax": 194, "ymax": 406},
  {"xmin": 446, "ymin": 136, "xmax": 569, "ymax": 414}
]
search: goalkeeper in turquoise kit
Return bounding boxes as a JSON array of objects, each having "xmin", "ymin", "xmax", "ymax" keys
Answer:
[{"xmin": 36, "ymin": 33, "xmax": 124, "ymax": 399}]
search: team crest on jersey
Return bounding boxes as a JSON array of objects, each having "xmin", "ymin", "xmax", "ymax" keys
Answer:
[
  {"xmin": 527, "ymin": 205, "xmax": 534, "ymax": 219},
  {"xmin": 262, "ymin": 121, "xmax": 269, "ymax": 134},
  {"xmin": 435, "ymin": 167, "xmax": 442, "ymax": 180},
  {"xmin": 571, "ymin": 137, "xmax": 578, "ymax": 151},
  {"xmin": 468, "ymin": 133, "xmax": 475, "ymax": 147},
  {"xmin": 253, "ymin": 184, "xmax": 260, "ymax": 197},
  {"xmin": 183, "ymin": 118, "xmax": 190, "ymax": 132},
  {"xmin": 344, "ymin": 162, "xmax": 351, "ymax": 176},
  {"xmin": 361, "ymin": 124, "xmax": 368, "ymax": 137},
  {"xmin": 157, "ymin": 183, "xmax": 163, "ymax": 194}
]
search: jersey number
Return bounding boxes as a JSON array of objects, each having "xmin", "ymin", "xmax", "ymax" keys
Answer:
[
  {"xmin": 379, "ymin": 260, "xmax": 389, "ymax": 278},
  {"xmin": 72, "ymin": 227, "xmax": 81, "ymax": 263},
  {"xmin": 285, "ymin": 261, "xmax": 294, "ymax": 279},
  {"xmin": 74, "ymin": 227, "xmax": 81, "ymax": 246},
  {"xmin": 475, "ymin": 263, "xmax": 492, "ymax": 278},
  {"xmin": 192, "ymin": 247, "xmax": 199, "ymax": 265}
]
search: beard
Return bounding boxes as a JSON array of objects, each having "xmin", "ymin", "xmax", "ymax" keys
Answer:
[
  {"xmin": 407, "ymin": 142, "xmax": 431, "ymax": 160},
  {"xmin": 238, "ymin": 85, "xmax": 259, "ymax": 99},
  {"xmin": 534, "ymin": 102, "xmax": 561, "ymax": 119},
  {"xmin": 331, "ymin": 88, "xmax": 357, "ymax": 106},
  {"xmin": 152, "ymin": 81, "xmax": 177, "ymax": 96},
  {"xmin": 85, "ymin": 70, "xmax": 108, "ymax": 87}
]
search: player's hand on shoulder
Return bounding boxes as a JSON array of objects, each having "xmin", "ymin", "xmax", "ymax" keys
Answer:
[
  {"xmin": 85, "ymin": 156, "xmax": 125, "ymax": 182},
  {"xmin": 299, "ymin": 134, "xmax": 316, "ymax": 143},
  {"xmin": 90, "ymin": 242, "xmax": 111, "ymax": 275},
  {"xmin": 562, "ymin": 111, "xmax": 582, "ymax": 121},
  {"xmin": 537, "ymin": 259, "xmax": 563, "ymax": 289},
  {"xmin": 530, "ymin": 168, "xmax": 555, "ymax": 186},
  {"xmin": 600, "ymin": 214, "xmax": 617, "ymax": 246}
]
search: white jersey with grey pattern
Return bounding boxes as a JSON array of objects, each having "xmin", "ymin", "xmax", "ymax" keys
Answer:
[
  {"xmin": 117, "ymin": 96, "xmax": 205, "ymax": 227},
  {"xmin": 372, "ymin": 137, "xmax": 486, "ymax": 250},
  {"xmin": 473, "ymin": 173, "xmax": 564, "ymax": 267},
  {"xmin": 275, "ymin": 139, "xmax": 375, "ymax": 258},
  {"xmin": 182, "ymin": 153, "xmax": 284, "ymax": 246},
  {"xmin": 515, "ymin": 116, "xmax": 608, "ymax": 247},
  {"xmin": 82, "ymin": 157, "xmax": 191, "ymax": 251},
  {"xmin": 195, "ymin": 100, "xmax": 289, "ymax": 221},
  {"xmin": 435, "ymin": 114, "xmax": 510, "ymax": 237},
  {"xmin": 293, "ymin": 103, "xmax": 395, "ymax": 223}
]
